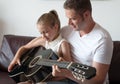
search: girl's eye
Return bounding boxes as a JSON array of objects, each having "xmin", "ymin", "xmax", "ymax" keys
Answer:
[
  {"xmin": 45, "ymin": 31, "xmax": 48, "ymax": 33},
  {"xmin": 40, "ymin": 31, "xmax": 48, "ymax": 34}
]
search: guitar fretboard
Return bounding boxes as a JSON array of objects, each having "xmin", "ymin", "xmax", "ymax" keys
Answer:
[{"xmin": 36, "ymin": 59, "xmax": 71, "ymax": 69}]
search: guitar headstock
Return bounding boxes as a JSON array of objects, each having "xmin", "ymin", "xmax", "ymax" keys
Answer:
[{"xmin": 67, "ymin": 62, "xmax": 96, "ymax": 81}]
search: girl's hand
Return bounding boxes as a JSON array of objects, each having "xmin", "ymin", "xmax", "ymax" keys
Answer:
[{"xmin": 8, "ymin": 58, "xmax": 21, "ymax": 72}]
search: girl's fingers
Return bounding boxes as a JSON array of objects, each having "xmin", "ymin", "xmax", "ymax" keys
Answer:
[
  {"xmin": 17, "ymin": 60, "xmax": 21, "ymax": 65},
  {"xmin": 8, "ymin": 62, "xmax": 15, "ymax": 72},
  {"xmin": 57, "ymin": 57, "xmax": 65, "ymax": 61}
]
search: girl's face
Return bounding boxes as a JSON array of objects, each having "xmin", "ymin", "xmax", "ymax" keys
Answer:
[{"xmin": 37, "ymin": 24, "xmax": 59, "ymax": 42}]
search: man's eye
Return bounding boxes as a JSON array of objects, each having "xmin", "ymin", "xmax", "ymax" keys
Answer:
[
  {"xmin": 40, "ymin": 32, "xmax": 43, "ymax": 34},
  {"xmin": 72, "ymin": 18, "xmax": 76, "ymax": 20},
  {"xmin": 45, "ymin": 31, "xmax": 48, "ymax": 33}
]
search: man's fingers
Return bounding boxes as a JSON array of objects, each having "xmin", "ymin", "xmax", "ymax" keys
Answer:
[
  {"xmin": 55, "ymin": 65, "xmax": 61, "ymax": 72},
  {"xmin": 52, "ymin": 65, "xmax": 61, "ymax": 72}
]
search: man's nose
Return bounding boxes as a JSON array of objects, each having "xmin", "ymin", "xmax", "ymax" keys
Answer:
[{"xmin": 68, "ymin": 19, "xmax": 72, "ymax": 25}]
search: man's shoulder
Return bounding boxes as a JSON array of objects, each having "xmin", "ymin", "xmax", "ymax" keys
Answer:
[
  {"xmin": 94, "ymin": 23, "xmax": 111, "ymax": 38},
  {"xmin": 60, "ymin": 26, "xmax": 72, "ymax": 37},
  {"xmin": 61, "ymin": 25, "xmax": 73, "ymax": 32},
  {"xmin": 61, "ymin": 25, "xmax": 69, "ymax": 30}
]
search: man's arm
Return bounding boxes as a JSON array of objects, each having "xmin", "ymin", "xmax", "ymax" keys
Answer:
[{"xmin": 65, "ymin": 61, "xmax": 110, "ymax": 84}]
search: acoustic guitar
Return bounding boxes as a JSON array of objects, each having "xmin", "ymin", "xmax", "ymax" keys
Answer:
[{"xmin": 8, "ymin": 46, "xmax": 96, "ymax": 83}]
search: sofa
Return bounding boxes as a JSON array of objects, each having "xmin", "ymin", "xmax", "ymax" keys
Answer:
[
  {"xmin": 0, "ymin": 35, "xmax": 35, "ymax": 84},
  {"xmin": 0, "ymin": 34, "xmax": 120, "ymax": 84}
]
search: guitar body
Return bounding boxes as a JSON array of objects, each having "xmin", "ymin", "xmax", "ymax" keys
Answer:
[
  {"xmin": 9, "ymin": 46, "xmax": 96, "ymax": 83},
  {"xmin": 9, "ymin": 46, "xmax": 59, "ymax": 83}
]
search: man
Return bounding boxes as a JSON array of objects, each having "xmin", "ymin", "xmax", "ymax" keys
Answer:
[{"xmin": 52, "ymin": 0, "xmax": 113, "ymax": 84}]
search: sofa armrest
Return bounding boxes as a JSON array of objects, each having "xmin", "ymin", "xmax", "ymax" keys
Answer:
[
  {"xmin": 109, "ymin": 41, "xmax": 120, "ymax": 83},
  {"xmin": 0, "ymin": 34, "xmax": 35, "ymax": 71}
]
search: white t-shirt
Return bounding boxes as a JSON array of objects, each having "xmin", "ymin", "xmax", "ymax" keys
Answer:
[
  {"xmin": 61, "ymin": 23, "xmax": 113, "ymax": 84},
  {"xmin": 45, "ymin": 34, "xmax": 66, "ymax": 57}
]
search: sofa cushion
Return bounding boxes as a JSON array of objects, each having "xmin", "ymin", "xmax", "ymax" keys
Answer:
[
  {"xmin": 109, "ymin": 41, "xmax": 120, "ymax": 83},
  {"xmin": 0, "ymin": 71, "xmax": 16, "ymax": 84},
  {"xmin": 0, "ymin": 35, "xmax": 35, "ymax": 71}
]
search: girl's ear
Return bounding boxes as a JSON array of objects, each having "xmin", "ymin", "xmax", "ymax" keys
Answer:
[{"xmin": 54, "ymin": 24, "xmax": 59, "ymax": 30}]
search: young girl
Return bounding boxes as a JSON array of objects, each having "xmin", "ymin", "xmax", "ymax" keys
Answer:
[{"xmin": 8, "ymin": 10, "xmax": 72, "ymax": 84}]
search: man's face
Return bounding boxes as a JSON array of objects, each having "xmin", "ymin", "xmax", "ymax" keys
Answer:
[{"xmin": 65, "ymin": 9, "xmax": 87, "ymax": 31}]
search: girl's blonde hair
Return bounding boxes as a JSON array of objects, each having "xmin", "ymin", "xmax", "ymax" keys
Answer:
[{"xmin": 37, "ymin": 10, "xmax": 60, "ymax": 31}]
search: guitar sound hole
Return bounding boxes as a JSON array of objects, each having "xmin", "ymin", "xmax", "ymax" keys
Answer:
[{"xmin": 29, "ymin": 56, "xmax": 41, "ymax": 68}]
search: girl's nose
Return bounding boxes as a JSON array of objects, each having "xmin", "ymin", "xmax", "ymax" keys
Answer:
[{"xmin": 41, "ymin": 33, "xmax": 45, "ymax": 38}]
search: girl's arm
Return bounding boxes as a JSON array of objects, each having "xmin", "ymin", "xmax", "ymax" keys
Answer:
[{"xmin": 8, "ymin": 37, "xmax": 45, "ymax": 72}]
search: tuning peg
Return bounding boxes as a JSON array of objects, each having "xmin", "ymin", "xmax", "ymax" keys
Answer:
[
  {"xmin": 72, "ymin": 72, "xmax": 86, "ymax": 83},
  {"xmin": 81, "ymin": 76, "xmax": 85, "ymax": 82},
  {"xmin": 72, "ymin": 72, "xmax": 82, "ymax": 80}
]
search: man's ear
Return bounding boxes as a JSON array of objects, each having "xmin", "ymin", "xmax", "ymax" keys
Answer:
[{"xmin": 83, "ymin": 10, "xmax": 90, "ymax": 18}]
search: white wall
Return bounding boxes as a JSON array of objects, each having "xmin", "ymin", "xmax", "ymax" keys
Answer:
[{"xmin": 0, "ymin": 0, "xmax": 120, "ymax": 46}]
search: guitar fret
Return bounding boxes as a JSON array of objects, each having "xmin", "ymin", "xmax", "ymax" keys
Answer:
[{"xmin": 36, "ymin": 59, "xmax": 70, "ymax": 69}]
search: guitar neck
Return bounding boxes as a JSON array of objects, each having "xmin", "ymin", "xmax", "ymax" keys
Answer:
[{"xmin": 36, "ymin": 59, "xmax": 72, "ymax": 69}]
